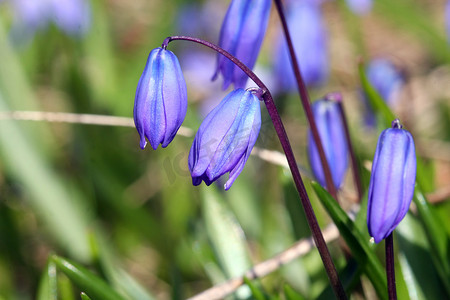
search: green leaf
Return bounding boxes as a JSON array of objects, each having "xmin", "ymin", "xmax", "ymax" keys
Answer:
[
  {"xmin": 283, "ymin": 284, "xmax": 306, "ymax": 300},
  {"xmin": 50, "ymin": 255, "xmax": 124, "ymax": 300},
  {"xmin": 80, "ymin": 293, "xmax": 92, "ymax": 300},
  {"xmin": 396, "ymin": 213, "xmax": 447, "ymax": 299},
  {"xmin": 311, "ymin": 182, "xmax": 388, "ymax": 300},
  {"xmin": 37, "ymin": 260, "xmax": 58, "ymax": 300},
  {"xmin": 412, "ymin": 187, "xmax": 450, "ymax": 296},
  {"xmin": 243, "ymin": 277, "xmax": 267, "ymax": 300},
  {"xmin": 201, "ymin": 186, "xmax": 252, "ymax": 299},
  {"xmin": 358, "ymin": 61, "xmax": 396, "ymax": 128}
]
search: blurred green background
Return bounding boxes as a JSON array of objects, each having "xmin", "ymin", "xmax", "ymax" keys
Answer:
[{"xmin": 0, "ymin": 0, "xmax": 449, "ymax": 299}]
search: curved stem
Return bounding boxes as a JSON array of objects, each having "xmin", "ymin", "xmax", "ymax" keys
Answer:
[
  {"xmin": 163, "ymin": 35, "xmax": 347, "ymax": 300},
  {"xmin": 273, "ymin": 0, "xmax": 338, "ymax": 200},
  {"xmin": 385, "ymin": 233, "xmax": 397, "ymax": 300}
]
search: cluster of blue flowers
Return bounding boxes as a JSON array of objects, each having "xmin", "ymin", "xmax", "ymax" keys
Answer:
[
  {"xmin": 133, "ymin": 0, "xmax": 417, "ymax": 243},
  {"xmin": 134, "ymin": 45, "xmax": 261, "ymax": 191},
  {"xmin": 3, "ymin": 0, "xmax": 91, "ymax": 40}
]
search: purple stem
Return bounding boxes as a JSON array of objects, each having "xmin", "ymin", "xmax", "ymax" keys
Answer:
[
  {"xmin": 327, "ymin": 93, "xmax": 363, "ymax": 201},
  {"xmin": 273, "ymin": 0, "xmax": 338, "ymax": 201},
  {"xmin": 385, "ymin": 233, "xmax": 397, "ymax": 300},
  {"xmin": 162, "ymin": 36, "xmax": 347, "ymax": 300}
]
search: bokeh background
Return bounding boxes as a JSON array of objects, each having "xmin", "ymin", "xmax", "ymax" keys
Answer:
[{"xmin": 0, "ymin": 0, "xmax": 449, "ymax": 299}]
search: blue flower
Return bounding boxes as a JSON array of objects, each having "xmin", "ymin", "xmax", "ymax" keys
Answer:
[
  {"xmin": 274, "ymin": 0, "xmax": 328, "ymax": 92},
  {"xmin": 362, "ymin": 58, "xmax": 404, "ymax": 126},
  {"xmin": 366, "ymin": 59, "xmax": 403, "ymax": 105},
  {"xmin": 189, "ymin": 88, "xmax": 261, "ymax": 190},
  {"xmin": 8, "ymin": 0, "xmax": 91, "ymax": 39},
  {"xmin": 367, "ymin": 119, "xmax": 416, "ymax": 243},
  {"xmin": 307, "ymin": 97, "xmax": 348, "ymax": 189},
  {"xmin": 446, "ymin": 0, "xmax": 450, "ymax": 43},
  {"xmin": 134, "ymin": 47, "xmax": 188, "ymax": 150},
  {"xmin": 345, "ymin": 0, "xmax": 372, "ymax": 15},
  {"xmin": 213, "ymin": 0, "xmax": 271, "ymax": 90}
]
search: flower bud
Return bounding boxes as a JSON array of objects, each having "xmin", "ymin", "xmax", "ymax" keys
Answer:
[
  {"xmin": 367, "ymin": 119, "xmax": 416, "ymax": 243},
  {"xmin": 134, "ymin": 47, "xmax": 188, "ymax": 150},
  {"xmin": 189, "ymin": 88, "xmax": 261, "ymax": 190},
  {"xmin": 213, "ymin": 0, "xmax": 271, "ymax": 89},
  {"xmin": 307, "ymin": 97, "xmax": 348, "ymax": 189}
]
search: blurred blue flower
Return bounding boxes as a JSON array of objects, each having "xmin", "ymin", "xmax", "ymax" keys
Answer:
[
  {"xmin": 345, "ymin": 0, "xmax": 372, "ymax": 15},
  {"xmin": 307, "ymin": 97, "xmax": 348, "ymax": 189},
  {"xmin": 446, "ymin": 0, "xmax": 450, "ymax": 43},
  {"xmin": 189, "ymin": 88, "xmax": 261, "ymax": 190},
  {"xmin": 363, "ymin": 58, "xmax": 404, "ymax": 126},
  {"xmin": 367, "ymin": 119, "xmax": 416, "ymax": 243},
  {"xmin": 8, "ymin": 0, "xmax": 91, "ymax": 39},
  {"xmin": 134, "ymin": 47, "xmax": 188, "ymax": 150},
  {"xmin": 213, "ymin": 0, "xmax": 271, "ymax": 90},
  {"xmin": 274, "ymin": 0, "xmax": 329, "ymax": 92}
]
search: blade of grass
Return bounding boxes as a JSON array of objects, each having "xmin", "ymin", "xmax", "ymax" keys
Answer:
[
  {"xmin": 51, "ymin": 255, "xmax": 124, "ymax": 300},
  {"xmin": 311, "ymin": 182, "xmax": 387, "ymax": 300},
  {"xmin": 37, "ymin": 260, "xmax": 58, "ymax": 300},
  {"xmin": 413, "ymin": 187, "xmax": 450, "ymax": 296},
  {"xmin": 202, "ymin": 186, "xmax": 252, "ymax": 299}
]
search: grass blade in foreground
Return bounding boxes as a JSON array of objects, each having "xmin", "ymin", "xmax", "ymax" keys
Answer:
[
  {"xmin": 413, "ymin": 187, "xmax": 450, "ymax": 296},
  {"xmin": 311, "ymin": 182, "xmax": 387, "ymax": 300},
  {"xmin": 358, "ymin": 62, "xmax": 396, "ymax": 128},
  {"xmin": 50, "ymin": 255, "xmax": 124, "ymax": 300},
  {"xmin": 37, "ymin": 260, "xmax": 58, "ymax": 300}
]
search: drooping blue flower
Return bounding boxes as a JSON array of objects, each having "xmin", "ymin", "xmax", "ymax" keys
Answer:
[
  {"xmin": 307, "ymin": 97, "xmax": 348, "ymax": 189},
  {"xmin": 362, "ymin": 58, "xmax": 404, "ymax": 126},
  {"xmin": 367, "ymin": 119, "xmax": 416, "ymax": 243},
  {"xmin": 189, "ymin": 88, "xmax": 261, "ymax": 190},
  {"xmin": 134, "ymin": 47, "xmax": 188, "ymax": 150},
  {"xmin": 345, "ymin": 0, "xmax": 372, "ymax": 15},
  {"xmin": 213, "ymin": 0, "xmax": 271, "ymax": 90},
  {"xmin": 274, "ymin": 0, "xmax": 329, "ymax": 92},
  {"xmin": 8, "ymin": 0, "xmax": 91, "ymax": 39}
]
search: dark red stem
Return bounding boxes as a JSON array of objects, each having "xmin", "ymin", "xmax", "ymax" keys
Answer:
[
  {"xmin": 386, "ymin": 233, "xmax": 397, "ymax": 300},
  {"xmin": 163, "ymin": 35, "xmax": 347, "ymax": 300},
  {"xmin": 273, "ymin": 0, "xmax": 338, "ymax": 200}
]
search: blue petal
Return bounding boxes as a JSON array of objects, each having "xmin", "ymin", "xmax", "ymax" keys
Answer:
[
  {"xmin": 188, "ymin": 89, "xmax": 261, "ymax": 189},
  {"xmin": 214, "ymin": 0, "xmax": 271, "ymax": 89},
  {"xmin": 133, "ymin": 48, "xmax": 187, "ymax": 150},
  {"xmin": 189, "ymin": 89, "xmax": 245, "ymax": 177},
  {"xmin": 307, "ymin": 99, "xmax": 348, "ymax": 189},
  {"xmin": 367, "ymin": 128, "xmax": 416, "ymax": 243}
]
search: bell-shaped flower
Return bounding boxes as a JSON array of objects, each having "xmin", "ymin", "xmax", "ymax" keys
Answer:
[
  {"xmin": 307, "ymin": 97, "xmax": 348, "ymax": 189},
  {"xmin": 134, "ymin": 47, "xmax": 188, "ymax": 150},
  {"xmin": 362, "ymin": 58, "xmax": 404, "ymax": 126},
  {"xmin": 189, "ymin": 88, "xmax": 261, "ymax": 190},
  {"xmin": 274, "ymin": 0, "xmax": 329, "ymax": 92},
  {"xmin": 213, "ymin": 0, "xmax": 271, "ymax": 90},
  {"xmin": 345, "ymin": 0, "xmax": 372, "ymax": 15},
  {"xmin": 367, "ymin": 119, "xmax": 416, "ymax": 243}
]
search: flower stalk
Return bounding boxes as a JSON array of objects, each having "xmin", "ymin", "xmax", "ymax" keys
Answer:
[
  {"xmin": 162, "ymin": 35, "xmax": 347, "ymax": 300},
  {"xmin": 273, "ymin": 0, "xmax": 338, "ymax": 200},
  {"xmin": 385, "ymin": 233, "xmax": 397, "ymax": 300}
]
